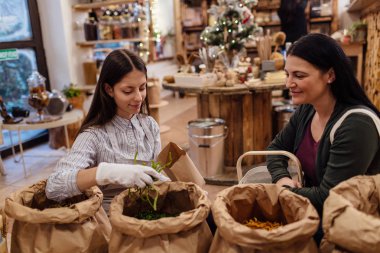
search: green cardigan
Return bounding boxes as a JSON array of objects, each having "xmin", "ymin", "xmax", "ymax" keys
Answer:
[{"xmin": 267, "ymin": 103, "xmax": 380, "ymax": 214}]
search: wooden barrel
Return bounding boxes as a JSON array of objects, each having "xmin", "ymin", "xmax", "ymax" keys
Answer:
[{"xmin": 197, "ymin": 91, "xmax": 273, "ymax": 167}]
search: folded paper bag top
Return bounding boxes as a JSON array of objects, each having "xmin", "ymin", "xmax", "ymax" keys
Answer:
[{"xmin": 157, "ymin": 142, "xmax": 206, "ymax": 186}]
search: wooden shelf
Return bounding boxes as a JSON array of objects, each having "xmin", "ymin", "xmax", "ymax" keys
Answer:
[
  {"xmin": 255, "ymin": 6, "xmax": 280, "ymax": 11},
  {"xmin": 182, "ymin": 26, "xmax": 205, "ymax": 32},
  {"xmin": 347, "ymin": 0, "xmax": 378, "ymax": 12},
  {"xmin": 73, "ymin": 0, "xmax": 137, "ymax": 11},
  {"xmin": 185, "ymin": 46, "xmax": 201, "ymax": 51},
  {"xmin": 77, "ymin": 38, "xmax": 155, "ymax": 47},
  {"xmin": 310, "ymin": 16, "xmax": 332, "ymax": 23},
  {"xmin": 257, "ymin": 21, "xmax": 281, "ymax": 27}
]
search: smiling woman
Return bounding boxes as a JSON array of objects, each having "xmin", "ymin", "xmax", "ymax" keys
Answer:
[
  {"xmin": 45, "ymin": 49, "xmax": 169, "ymax": 212},
  {"xmin": 266, "ymin": 33, "xmax": 380, "ymax": 244}
]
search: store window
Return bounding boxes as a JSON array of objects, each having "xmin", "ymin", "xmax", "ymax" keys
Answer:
[{"xmin": 0, "ymin": 0, "xmax": 49, "ymax": 155}]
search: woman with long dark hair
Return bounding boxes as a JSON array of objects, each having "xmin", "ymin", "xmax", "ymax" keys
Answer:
[
  {"xmin": 267, "ymin": 33, "xmax": 380, "ymax": 241},
  {"xmin": 46, "ymin": 49, "xmax": 169, "ymax": 211},
  {"xmin": 278, "ymin": 0, "xmax": 308, "ymax": 43}
]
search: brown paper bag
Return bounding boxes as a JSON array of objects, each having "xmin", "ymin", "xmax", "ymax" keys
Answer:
[
  {"xmin": 108, "ymin": 181, "xmax": 212, "ymax": 253},
  {"xmin": 321, "ymin": 175, "xmax": 380, "ymax": 253},
  {"xmin": 157, "ymin": 142, "xmax": 205, "ymax": 186},
  {"xmin": 209, "ymin": 184, "xmax": 320, "ymax": 253},
  {"xmin": 0, "ymin": 210, "xmax": 7, "ymax": 253},
  {"xmin": 4, "ymin": 180, "xmax": 111, "ymax": 253}
]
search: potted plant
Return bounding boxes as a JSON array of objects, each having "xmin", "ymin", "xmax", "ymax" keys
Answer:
[
  {"xmin": 62, "ymin": 84, "xmax": 84, "ymax": 110},
  {"xmin": 349, "ymin": 21, "xmax": 367, "ymax": 42}
]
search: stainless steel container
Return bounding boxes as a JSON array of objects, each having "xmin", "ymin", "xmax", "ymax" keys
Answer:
[
  {"xmin": 188, "ymin": 118, "xmax": 227, "ymax": 179},
  {"xmin": 274, "ymin": 105, "xmax": 297, "ymax": 133}
]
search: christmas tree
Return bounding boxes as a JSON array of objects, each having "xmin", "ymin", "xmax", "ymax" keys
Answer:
[{"xmin": 200, "ymin": 0, "xmax": 260, "ymax": 68}]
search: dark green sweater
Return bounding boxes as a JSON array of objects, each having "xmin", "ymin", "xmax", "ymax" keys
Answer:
[{"xmin": 267, "ymin": 103, "xmax": 380, "ymax": 214}]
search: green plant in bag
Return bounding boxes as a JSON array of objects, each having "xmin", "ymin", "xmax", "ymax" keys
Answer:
[{"xmin": 127, "ymin": 152, "xmax": 172, "ymax": 219}]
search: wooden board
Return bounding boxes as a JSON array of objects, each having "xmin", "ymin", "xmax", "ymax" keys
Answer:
[{"xmin": 363, "ymin": 10, "xmax": 380, "ymax": 109}]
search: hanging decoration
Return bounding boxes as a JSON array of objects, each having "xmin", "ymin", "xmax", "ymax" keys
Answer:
[{"xmin": 200, "ymin": 0, "xmax": 261, "ymax": 69}]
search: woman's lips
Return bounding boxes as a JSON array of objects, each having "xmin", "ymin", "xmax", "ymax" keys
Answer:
[
  {"xmin": 290, "ymin": 90, "xmax": 302, "ymax": 96},
  {"xmin": 129, "ymin": 104, "xmax": 141, "ymax": 110}
]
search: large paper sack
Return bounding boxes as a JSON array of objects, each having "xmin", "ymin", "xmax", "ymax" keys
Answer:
[
  {"xmin": 321, "ymin": 175, "xmax": 380, "ymax": 253},
  {"xmin": 4, "ymin": 180, "xmax": 110, "ymax": 253},
  {"xmin": 108, "ymin": 181, "xmax": 212, "ymax": 253},
  {"xmin": 210, "ymin": 184, "xmax": 320, "ymax": 253}
]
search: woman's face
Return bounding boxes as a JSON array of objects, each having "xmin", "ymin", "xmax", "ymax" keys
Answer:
[
  {"xmin": 105, "ymin": 69, "xmax": 147, "ymax": 119},
  {"xmin": 284, "ymin": 55, "xmax": 334, "ymax": 106}
]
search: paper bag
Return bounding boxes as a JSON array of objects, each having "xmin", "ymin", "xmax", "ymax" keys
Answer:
[
  {"xmin": 209, "ymin": 184, "xmax": 320, "ymax": 253},
  {"xmin": 4, "ymin": 180, "xmax": 111, "ymax": 253},
  {"xmin": 322, "ymin": 175, "xmax": 380, "ymax": 253},
  {"xmin": 157, "ymin": 142, "xmax": 205, "ymax": 186},
  {"xmin": 0, "ymin": 210, "xmax": 7, "ymax": 253},
  {"xmin": 108, "ymin": 181, "xmax": 212, "ymax": 253}
]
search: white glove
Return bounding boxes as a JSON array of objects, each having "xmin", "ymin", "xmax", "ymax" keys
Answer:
[{"xmin": 96, "ymin": 162, "xmax": 170, "ymax": 188}]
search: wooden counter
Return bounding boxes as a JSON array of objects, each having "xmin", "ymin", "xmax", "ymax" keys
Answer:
[{"xmin": 163, "ymin": 81, "xmax": 285, "ymax": 168}]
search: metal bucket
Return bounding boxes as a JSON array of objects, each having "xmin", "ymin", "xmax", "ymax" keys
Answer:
[
  {"xmin": 274, "ymin": 105, "xmax": 297, "ymax": 133},
  {"xmin": 188, "ymin": 118, "xmax": 227, "ymax": 179}
]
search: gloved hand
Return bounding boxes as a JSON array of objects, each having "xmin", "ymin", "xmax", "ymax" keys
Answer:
[{"xmin": 96, "ymin": 162, "xmax": 170, "ymax": 188}]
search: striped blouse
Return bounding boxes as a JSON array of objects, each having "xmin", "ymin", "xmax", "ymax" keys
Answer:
[{"xmin": 46, "ymin": 114, "xmax": 161, "ymax": 204}]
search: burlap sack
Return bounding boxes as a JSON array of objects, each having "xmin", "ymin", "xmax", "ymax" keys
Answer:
[
  {"xmin": 4, "ymin": 180, "xmax": 111, "ymax": 253},
  {"xmin": 157, "ymin": 142, "xmax": 205, "ymax": 186},
  {"xmin": 209, "ymin": 184, "xmax": 320, "ymax": 253},
  {"xmin": 108, "ymin": 181, "xmax": 212, "ymax": 253},
  {"xmin": 321, "ymin": 175, "xmax": 380, "ymax": 253}
]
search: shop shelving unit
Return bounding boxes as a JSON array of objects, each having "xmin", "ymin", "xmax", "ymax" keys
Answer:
[
  {"xmin": 72, "ymin": 0, "xmax": 155, "ymax": 60},
  {"xmin": 253, "ymin": 0, "xmax": 339, "ymax": 36},
  {"xmin": 174, "ymin": 0, "xmax": 209, "ymax": 59}
]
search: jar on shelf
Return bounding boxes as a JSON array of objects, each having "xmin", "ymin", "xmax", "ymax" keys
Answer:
[
  {"xmin": 112, "ymin": 16, "xmax": 122, "ymax": 40},
  {"xmin": 98, "ymin": 16, "xmax": 113, "ymax": 40},
  {"xmin": 83, "ymin": 17, "xmax": 98, "ymax": 41},
  {"xmin": 120, "ymin": 17, "xmax": 130, "ymax": 38}
]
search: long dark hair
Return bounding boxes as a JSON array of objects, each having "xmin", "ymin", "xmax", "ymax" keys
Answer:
[
  {"xmin": 78, "ymin": 49, "xmax": 150, "ymax": 135},
  {"xmin": 287, "ymin": 33, "xmax": 380, "ymax": 117},
  {"xmin": 278, "ymin": 0, "xmax": 303, "ymax": 24}
]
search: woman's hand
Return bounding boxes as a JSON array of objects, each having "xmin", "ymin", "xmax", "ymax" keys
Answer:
[
  {"xmin": 95, "ymin": 163, "xmax": 170, "ymax": 188},
  {"xmin": 276, "ymin": 177, "xmax": 301, "ymax": 188}
]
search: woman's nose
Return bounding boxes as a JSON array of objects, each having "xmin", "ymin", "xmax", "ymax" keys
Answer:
[
  {"xmin": 133, "ymin": 91, "xmax": 143, "ymax": 101},
  {"xmin": 286, "ymin": 76, "xmax": 295, "ymax": 88}
]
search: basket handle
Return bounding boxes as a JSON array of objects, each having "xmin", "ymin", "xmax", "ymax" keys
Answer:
[{"xmin": 236, "ymin": 150, "xmax": 303, "ymax": 186}]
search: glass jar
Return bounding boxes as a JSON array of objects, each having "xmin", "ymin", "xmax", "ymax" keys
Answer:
[
  {"xmin": 112, "ymin": 16, "xmax": 122, "ymax": 39},
  {"xmin": 27, "ymin": 71, "xmax": 50, "ymax": 122},
  {"xmin": 84, "ymin": 17, "xmax": 98, "ymax": 41},
  {"xmin": 98, "ymin": 16, "xmax": 113, "ymax": 40}
]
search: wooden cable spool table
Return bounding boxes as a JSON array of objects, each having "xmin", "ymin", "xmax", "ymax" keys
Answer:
[{"xmin": 163, "ymin": 81, "xmax": 286, "ymax": 174}]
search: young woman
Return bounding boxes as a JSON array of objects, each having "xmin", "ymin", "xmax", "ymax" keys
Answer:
[
  {"xmin": 46, "ymin": 49, "xmax": 169, "ymax": 211},
  {"xmin": 267, "ymin": 33, "xmax": 380, "ymax": 215}
]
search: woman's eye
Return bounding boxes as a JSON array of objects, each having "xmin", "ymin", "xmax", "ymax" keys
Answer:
[
  {"xmin": 123, "ymin": 90, "xmax": 132, "ymax": 94},
  {"xmin": 295, "ymin": 74, "xmax": 305, "ymax": 79}
]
